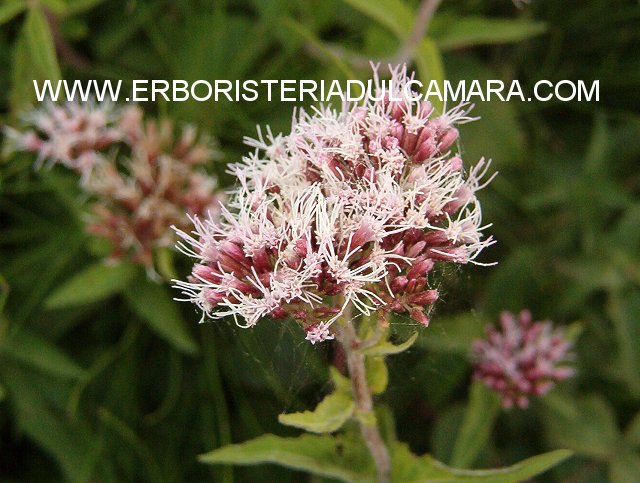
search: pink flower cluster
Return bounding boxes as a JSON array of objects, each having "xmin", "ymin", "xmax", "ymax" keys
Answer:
[
  {"xmin": 472, "ymin": 310, "xmax": 575, "ymax": 408},
  {"xmin": 6, "ymin": 101, "xmax": 221, "ymax": 268},
  {"xmin": 174, "ymin": 66, "xmax": 495, "ymax": 343}
]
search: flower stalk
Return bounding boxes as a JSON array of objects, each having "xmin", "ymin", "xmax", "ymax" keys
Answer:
[{"xmin": 338, "ymin": 316, "xmax": 391, "ymax": 483}]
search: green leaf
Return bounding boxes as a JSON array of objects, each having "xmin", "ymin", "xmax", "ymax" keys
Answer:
[
  {"xmin": 430, "ymin": 15, "xmax": 547, "ymax": 50},
  {"xmin": 446, "ymin": 56, "xmax": 526, "ymax": 167},
  {"xmin": 392, "ymin": 443, "xmax": 572, "ymax": 482},
  {"xmin": 608, "ymin": 289, "xmax": 640, "ymax": 395},
  {"xmin": 64, "ymin": 0, "xmax": 108, "ymax": 15},
  {"xmin": 0, "ymin": 382, "xmax": 6, "ymax": 402},
  {"xmin": 417, "ymin": 312, "xmax": 488, "ymax": 355},
  {"xmin": 366, "ymin": 356, "xmax": 388, "ymax": 395},
  {"xmin": 45, "ymin": 262, "xmax": 137, "ymax": 310},
  {"xmin": 24, "ymin": 7, "xmax": 61, "ymax": 83},
  {"xmin": 200, "ymin": 434, "xmax": 571, "ymax": 482},
  {"xmin": 450, "ymin": 381, "xmax": 501, "ymax": 468},
  {"xmin": 624, "ymin": 410, "xmax": 640, "ymax": 448},
  {"xmin": 199, "ymin": 433, "xmax": 374, "ymax": 482},
  {"xmin": 340, "ymin": 0, "xmax": 413, "ymax": 38},
  {"xmin": 360, "ymin": 332, "xmax": 418, "ymax": 357},
  {"xmin": 330, "ymin": 366, "xmax": 352, "ymax": 393},
  {"xmin": 609, "ymin": 449, "xmax": 640, "ymax": 483},
  {"xmin": 124, "ymin": 277, "xmax": 198, "ymax": 355},
  {"xmin": 282, "ymin": 18, "xmax": 354, "ymax": 78},
  {"xmin": 415, "ymin": 39, "xmax": 445, "ymax": 113},
  {"xmin": 4, "ymin": 363, "xmax": 98, "ymax": 482},
  {"xmin": 0, "ymin": 274, "xmax": 8, "ymax": 314},
  {"xmin": 39, "ymin": 0, "xmax": 67, "ymax": 14},
  {"xmin": 542, "ymin": 393, "xmax": 620, "ymax": 460},
  {"xmin": 10, "ymin": 27, "xmax": 34, "ymax": 109},
  {"xmin": 1, "ymin": 329, "xmax": 86, "ymax": 380},
  {"xmin": 0, "ymin": 0, "xmax": 26, "ymax": 25},
  {"xmin": 278, "ymin": 391, "xmax": 354, "ymax": 434},
  {"xmin": 97, "ymin": 407, "xmax": 163, "ymax": 482}
]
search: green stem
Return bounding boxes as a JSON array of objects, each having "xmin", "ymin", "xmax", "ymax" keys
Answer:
[{"xmin": 338, "ymin": 320, "xmax": 391, "ymax": 483}]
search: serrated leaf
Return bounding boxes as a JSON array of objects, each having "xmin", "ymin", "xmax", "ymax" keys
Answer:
[
  {"xmin": 366, "ymin": 356, "xmax": 388, "ymax": 395},
  {"xmin": 393, "ymin": 443, "xmax": 572, "ymax": 482},
  {"xmin": 0, "ymin": 0, "xmax": 26, "ymax": 25},
  {"xmin": 24, "ymin": 7, "xmax": 61, "ymax": 83},
  {"xmin": 360, "ymin": 332, "xmax": 418, "ymax": 357},
  {"xmin": 199, "ymin": 433, "xmax": 374, "ymax": 482},
  {"xmin": 430, "ymin": 15, "xmax": 547, "ymax": 50},
  {"xmin": 45, "ymin": 262, "xmax": 137, "ymax": 310},
  {"xmin": 278, "ymin": 391, "xmax": 354, "ymax": 433},
  {"xmin": 1, "ymin": 329, "xmax": 86, "ymax": 380},
  {"xmin": 450, "ymin": 381, "xmax": 501, "ymax": 468},
  {"xmin": 200, "ymin": 433, "xmax": 571, "ymax": 482},
  {"xmin": 124, "ymin": 277, "xmax": 198, "ymax": 355}
]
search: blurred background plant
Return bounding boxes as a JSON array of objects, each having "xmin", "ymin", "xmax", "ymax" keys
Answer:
[{"xmin": 0, "ymin": 0, "xmax": 638, "ymax": 481}]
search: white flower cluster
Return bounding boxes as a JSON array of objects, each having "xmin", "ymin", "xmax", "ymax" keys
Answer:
[
  {"xmin": 5, "ymin": 101, "xmax": 221, "ymax": 268},
  {"xmin": 174, "ymin": 66, "xmax": 495, "ymax": 343}
]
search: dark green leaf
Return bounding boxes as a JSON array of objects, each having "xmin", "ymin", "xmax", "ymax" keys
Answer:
[
  {"xmin": 450, "ymin": 381, "xmax": 501, "ymax": 468},
  {"xmin": 45, "ymin": 262, "xmax": 137, "ymax": 310},
  {"xmin": 608, "ymin": 289, "xmax": 640, "ymax": 395},
  {"xmin": 418, "ymin": 312, "xmax": 488, "ymax": 354},
  {"xmin": 1, "ymin": 329, "xmax": 86, "ymax": 380},
  {"xmin": 625, "ymin": 410, "xmax": 640, "ymax": 448},
  {"xmin": 542, "ymin": 393, "xmax": 620, "ymax": 460},
  {"xmin": 124, "ymin": 277, "xmax": 198, "ymax": 354}
]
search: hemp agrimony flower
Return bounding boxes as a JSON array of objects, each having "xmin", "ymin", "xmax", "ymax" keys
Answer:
[
  {"xmin": 5, "ymin": 101, "xmax": 222, "ymax": 268},
  {"xmin": 174, "ymin": 66, "xmax": 495, "ymax": 343},
  {"xmin": 472, "ymin": 310, "xmax": 575, "ymax": 408}
]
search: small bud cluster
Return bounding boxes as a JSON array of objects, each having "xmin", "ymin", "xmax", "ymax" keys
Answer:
[
  {"xmin": 472, "ymin": 310, "xmax": 575, "ymax": 408},
  {"xmin": 5, "ymin": 101, "xmax": 221, "ymax": 267},
  {"xmin": 174, "ymin": 66, "xmax": 495, "ymax": 343}
]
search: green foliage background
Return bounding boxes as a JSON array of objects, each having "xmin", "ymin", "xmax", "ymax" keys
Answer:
[{"xmin": 0, "ymin": 0, "xmax": 639, "ymax": 481}]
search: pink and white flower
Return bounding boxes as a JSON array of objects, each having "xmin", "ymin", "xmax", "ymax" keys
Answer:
[
  {"xmin": 472, "ymin": 310, "xmax": 575, "ymax": 408},
  {"xmin": 6, "ymin": 101, "xmax": 222, "ymax": 269},
  {"xmin": 174, "ymin": 65, "xmax": 495, "ymax": 341}
]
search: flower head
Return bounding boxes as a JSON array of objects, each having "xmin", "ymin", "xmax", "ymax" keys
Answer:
[
  {"xmin": 472, "ymin": 310, "xmax": 575, "ymax": 408},
  {"xmin": 4, "ymin": 100, "xmax": 126, "ymax": 182},
  {"xmin": 174, "ymin": 65, "xmax": 495, "ymax": 341},
  {"xmin": 6, "ymin": 101, "xmax": 222, "ymax": 269}
]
